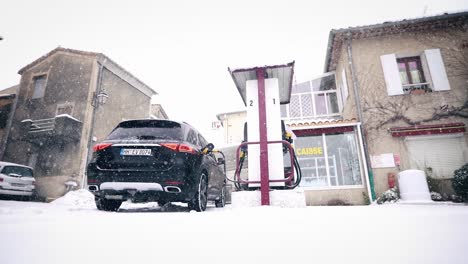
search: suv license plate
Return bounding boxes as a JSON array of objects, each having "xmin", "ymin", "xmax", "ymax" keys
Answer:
[{"xmin": 120, "ymin": 149, "xmax": 152, "ymax": 156}]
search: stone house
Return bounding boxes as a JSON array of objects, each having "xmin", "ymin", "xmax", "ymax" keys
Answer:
[
  {"xmin": 324, "ymin": 11, "xmax": 468, "ymax": 200},
  {"xmin": 2, "ymin": 47, "xmax": 166, "ymax": 200}
]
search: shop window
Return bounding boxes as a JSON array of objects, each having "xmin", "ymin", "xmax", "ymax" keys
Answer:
[
  {"xmin": 295, "ymin": 135, "xmax": 328, "ymax": 187},
  {"xmin": 294, "ymin": 129, "xmax": 363, "ymax": 188}
]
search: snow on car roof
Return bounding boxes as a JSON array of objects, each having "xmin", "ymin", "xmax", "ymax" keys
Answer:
[{"xmin": 0, "ymin": 161, "xmax": 33, "ymax": 170}]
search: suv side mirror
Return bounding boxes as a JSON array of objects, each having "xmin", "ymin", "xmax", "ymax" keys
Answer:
[
  {"xmin": 217, "ymin": 158, "xmax": 225, "ymax": 165},
  {"xmin": 202, "ymin": 143, "xmax": 215, "ymax": 154}
]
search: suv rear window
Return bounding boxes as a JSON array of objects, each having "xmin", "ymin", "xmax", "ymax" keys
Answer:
[
  {"xmin": 106, "ymin": 120, "xmax": 184, "ymax": 141},
  {"xmin": 1, "ymin": 166, "xmax": 33, "ymax": 177}
]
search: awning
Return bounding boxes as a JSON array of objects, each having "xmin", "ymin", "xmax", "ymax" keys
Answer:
[
  {"xmin": 228, "ymin": 61, "xmax": 295, "ymax": 106},
  {"xmin": 389, "ymin": 123, "xmax": 466, "ymax": 137}
]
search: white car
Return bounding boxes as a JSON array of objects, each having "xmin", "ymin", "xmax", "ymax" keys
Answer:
[{"xmin": 0, "ymin": 161, "xmax": 35, "ymax": 199}]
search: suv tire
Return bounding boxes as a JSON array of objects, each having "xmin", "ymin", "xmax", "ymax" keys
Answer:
[
  {"xmin": 96, "ymin": 197, "xmax": 122, "ymax": 211},
  {"xmin": 188, "ymin": 173, "xmax": 208, "ymax": 212}
]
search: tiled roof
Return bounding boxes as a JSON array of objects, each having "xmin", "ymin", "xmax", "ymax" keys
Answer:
[
  {"xmin": 286, "ymin": 118, "xmax": 358, "ymax": 128},
  {"xmin": 324, "ymin": 11, "xmax": 468, "ymax": 72}
]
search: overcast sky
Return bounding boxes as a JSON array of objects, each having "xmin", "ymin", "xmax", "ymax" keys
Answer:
[{"xmin": 1, "ymin": 0, "xmax": 467, "ymax": 145}]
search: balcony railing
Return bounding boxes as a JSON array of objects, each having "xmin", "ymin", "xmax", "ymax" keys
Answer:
[
  {"xmin": 402, "ymin": 83, "xmax": 432, "ymax": 94},
  {"xmin": 29, "ymin": 118, "xmax": 56, "ymax": 133},
  {"xmin": 281, "ymin": 90, "xmax": 341, "ymax": 120},
  {"xmin": 21, "ymin": 115, "xmax": 82, "ymax": 144}
]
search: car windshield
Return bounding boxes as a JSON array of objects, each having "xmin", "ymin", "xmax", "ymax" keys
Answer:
[
  {"xmin": 106, "ymin": 120, "xmax": 184, "ymax": 141},
  {"xmin": 1, "ymin": 166, "xmax": 33, "ymax": 177}
]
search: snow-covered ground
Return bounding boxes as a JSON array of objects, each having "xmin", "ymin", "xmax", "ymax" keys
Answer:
[{"xmin": 1, "ymin": 190, "xmax": 467, "ymax": 264}]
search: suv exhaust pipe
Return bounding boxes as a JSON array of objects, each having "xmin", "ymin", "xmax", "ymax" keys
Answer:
[
  {"xmin": 88, "ymin": 185, "xmax": 99, "ymax": 191},
  {"xmin": 164, "ymin": 186, "xmax": 181, "ymax": 193}
]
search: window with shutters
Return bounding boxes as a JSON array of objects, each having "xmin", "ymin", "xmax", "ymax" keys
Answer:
[
  {"xmin": 380, "ymin": 49, "xmax": 451, "ymax": 96},
  {"xmin": 396, "ymin": 56, "xmax": 431, "ymax": 94}
]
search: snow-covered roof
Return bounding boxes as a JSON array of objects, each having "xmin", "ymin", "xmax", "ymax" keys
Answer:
[
  {"xmin": 324, "ymin": 11, "xmax": 468, "ymax": 72},
  {"xmin": 55, "ymin": 114, "xmax": 82, "ymax": 123}
]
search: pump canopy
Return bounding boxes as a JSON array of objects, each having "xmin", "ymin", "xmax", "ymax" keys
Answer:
[{"xmin": 228, "ymin": 61, "xmax": 295, "ymax": 106}]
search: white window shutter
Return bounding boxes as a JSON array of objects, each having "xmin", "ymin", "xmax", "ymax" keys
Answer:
[
  {"xmin": 341, "ymin": 69, "xmax": 349, "ymax": 101},
  {"xmin": 425, "ymin": 49, "xmax": 451, "ymax": 91},
  {"xmin": 380, "ymin": 54, "xmax": 403, "ymax": 96}
]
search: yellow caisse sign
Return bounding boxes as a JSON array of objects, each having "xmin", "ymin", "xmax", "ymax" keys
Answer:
[{"xmin": 296, "ymin": 147, "xmax": 323, "ymax": 156}]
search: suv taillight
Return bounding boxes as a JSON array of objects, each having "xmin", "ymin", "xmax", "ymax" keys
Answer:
[
  {"xmin": 178, "ymin": 144, "xmax": 196, "ymax": 153},
  {"xmin": 160, "ymin": 143, "xmax": 196, "ymax": 154},
  {"xmin": 93, "ymin": 143, "xmax": 113, "ymax": 152}
]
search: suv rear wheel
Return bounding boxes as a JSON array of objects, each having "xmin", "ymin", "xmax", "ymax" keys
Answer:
[
  {"xmin": 96, "ymin": 197, "xmax": 122, "ymax": 211},
  {"xmin": 188, "ymin": 173, "xmax": 208, "ymax": 212}
]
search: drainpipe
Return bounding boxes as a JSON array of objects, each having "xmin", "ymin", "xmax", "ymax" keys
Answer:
[
  {"xmin": 345, "ymin": 32, "xmax": 376, "ymax": 201},
  {"xmin": 81, "ymin": 59, "xmax": 105, "ymax": 189}
]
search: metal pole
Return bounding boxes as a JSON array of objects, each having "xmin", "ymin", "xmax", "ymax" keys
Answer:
[{"xmin": 256, "ymin": 68, "xmax": 270, "ymax": 205}]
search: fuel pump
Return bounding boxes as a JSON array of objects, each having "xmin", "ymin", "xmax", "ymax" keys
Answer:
[{"xmin": 228, "ymin": 62, "xmax": 304, "ymax": 206}]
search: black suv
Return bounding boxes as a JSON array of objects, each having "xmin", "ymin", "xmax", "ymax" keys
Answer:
[{"xmin": 87, "ymin": 119, "xmax": 226, "ymax": 212}]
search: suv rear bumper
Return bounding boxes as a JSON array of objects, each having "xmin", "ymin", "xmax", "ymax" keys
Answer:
[
  {"xmin": 88, "ymin": 181, "xmax": 195, "ymax": 203},
  {"xmin": 87, "ymin": 161, "xmax": 200, "ymax": 203},
  {"xmin": 100, "ymin": 182, "xmax": 164, "ymax": 191}
]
